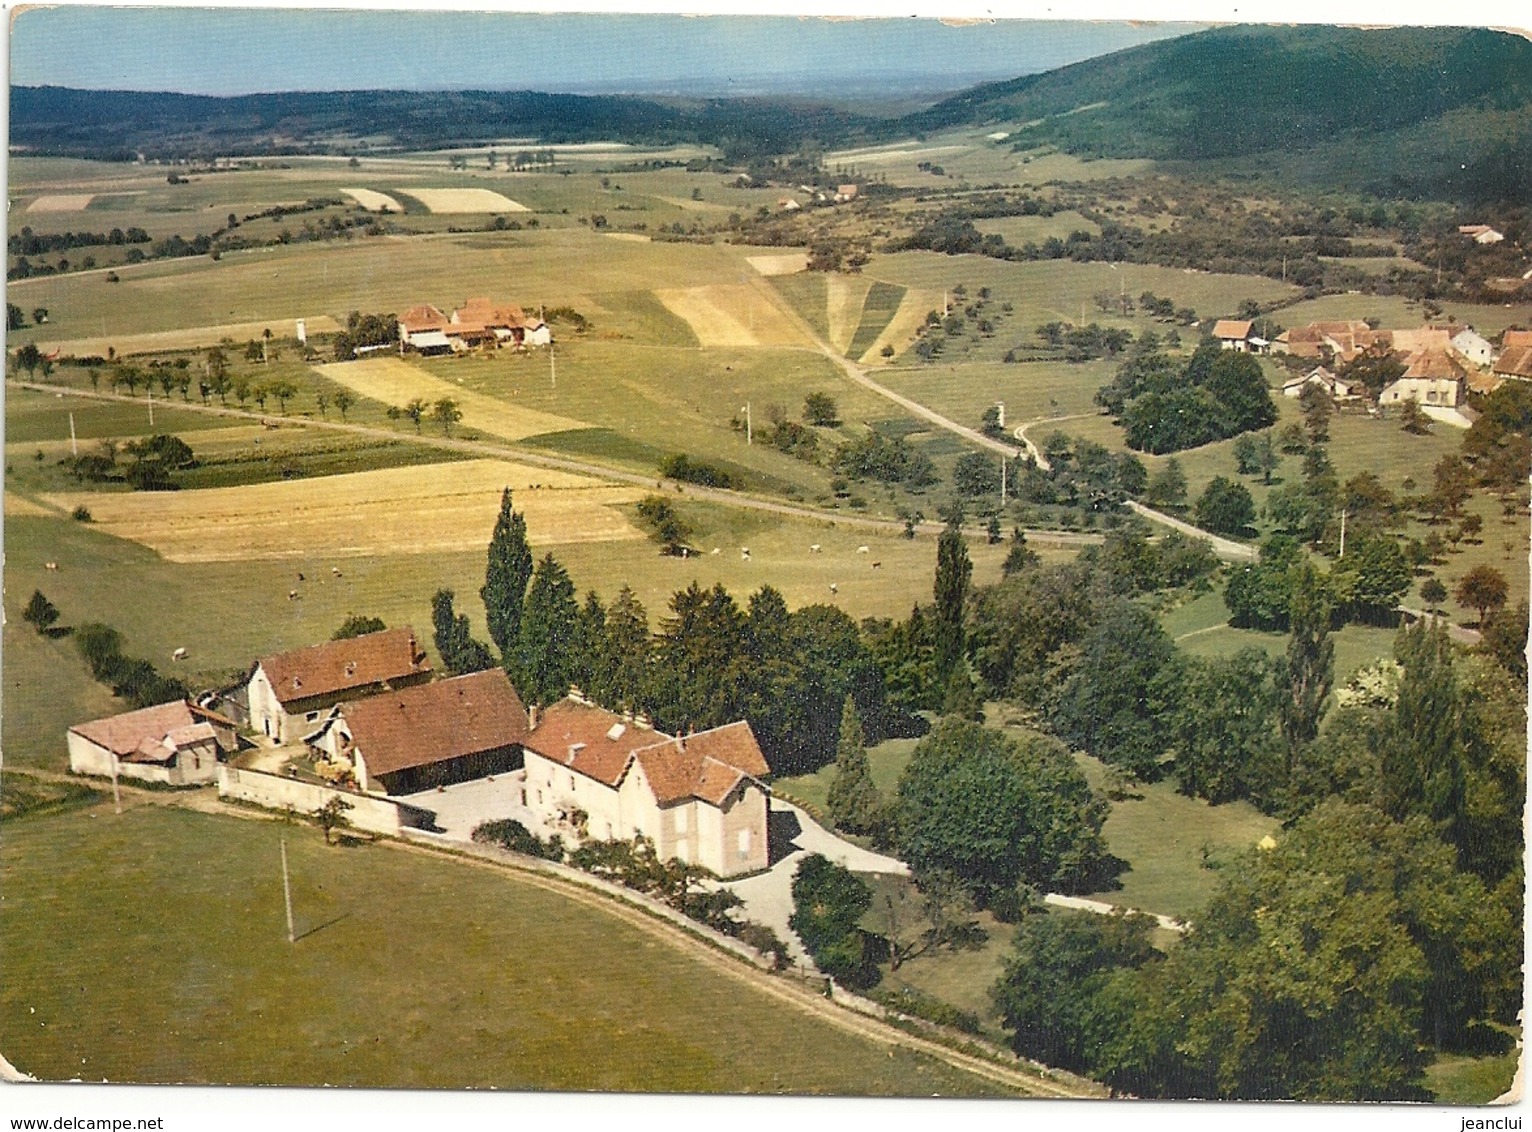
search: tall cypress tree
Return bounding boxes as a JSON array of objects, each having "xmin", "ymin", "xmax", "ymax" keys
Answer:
[
  {"xmin": 933, "ymin": 513, "xmax": 972, "ymax": 688},
  {"xmin": 481, "ymin": 487, "xmax": 534, "ymax": 661},
  {"xmin": 827, "ymin": 696, "xmax": 881, "ymax": 835},
  {"xmin": 1275, "ymin": 559, "xmax": 1334, "ymax": 763},
  {"xmin": 1382, "ymin": 620, "xmax": 1466, "ymax": 850},
  {"xmin": 513, "ymin": 554, "xmax": 579, "ymax": 707},
  {"xmin": 601, "ymin": 585, "xmax": 651, "ymax": 713}
]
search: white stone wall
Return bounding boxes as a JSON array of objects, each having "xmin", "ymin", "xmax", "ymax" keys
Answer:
[{"xmin": 217, "ymin": 766, "xmax": 431, "ymax": 835}]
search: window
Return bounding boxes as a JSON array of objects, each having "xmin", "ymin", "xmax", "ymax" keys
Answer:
[{"xmin": 306, "ymin": 711, "xmax": 320, "ymax": 722}]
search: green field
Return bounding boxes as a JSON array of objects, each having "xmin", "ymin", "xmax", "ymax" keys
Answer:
[
  {"xmin": 972, "ymin": 211, "xmax": 1100, "ymax": 245},
  {"xmin": 0, "ymin": 805, "xmax": 1014, "ymax": 1094}
]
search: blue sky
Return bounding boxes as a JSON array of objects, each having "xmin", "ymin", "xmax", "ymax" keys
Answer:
[{"xmin": 9, "ymin": 9, "xmax": 1206, "ymax": 97}]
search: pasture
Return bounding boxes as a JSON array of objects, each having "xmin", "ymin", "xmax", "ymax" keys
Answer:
[
  {"xmin": 312, "ymin": 357, "xmax": 587, "ymax": 440},
  {"xmin": 0, "ymin": 805, "xmax": 1013, "ymax": 1095},
  {"xmin": 45, "ymin": 458, "xmax": 645, "ymax": 563}
]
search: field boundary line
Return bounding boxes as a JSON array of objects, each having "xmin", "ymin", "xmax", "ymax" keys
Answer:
[{"xmin": 7, "ymin": 380, "xmax": 1106, "ymax": 549}]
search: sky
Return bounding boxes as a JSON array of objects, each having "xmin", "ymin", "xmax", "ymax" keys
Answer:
[{"xmin": 8, "ymin": 8, "xmax": 1208, "ymax": 97}]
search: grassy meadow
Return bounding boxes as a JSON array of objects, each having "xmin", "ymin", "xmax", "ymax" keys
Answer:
[{"xmin": 0, "ymin": 805, "xmax": 1016, "ymax": 1095}]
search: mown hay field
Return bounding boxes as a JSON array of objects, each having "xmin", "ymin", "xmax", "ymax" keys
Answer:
[
  {"xmin": 0, "ymin": 805, "xmax": 1015, "ymax": 1095},
  {"xmin": 39, "ymin": 315, "xmax": 343, "ymax": 360},
  {"xmin": 653, "ymin": 283, "xmax": 814, "ymax": 348},
  {"xmin": 859, "ymin": 285, "xmax": 943, "ymax": 363},
  {"xmin": 26, "ymin": 193, "xmax": 96, "ymax": 212},
  {"xmin": 399, "ymin": 187, "xmax": 530, "ymax": 213},
  {"xmin": 44, "ymin": 458, "xmax": 645, "ymax": 562},
  {"xmin": 341, "ymin": 187, "xmax": 402, "ymax": 211},
  {"xmin": 312, "ymin": 357, "xmax": 586, "ymax": 440}
]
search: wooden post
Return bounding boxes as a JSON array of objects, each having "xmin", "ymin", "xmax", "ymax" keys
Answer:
[{"xmin": 280, "ymin": 838, "xmax": 296, "ymax": 944}]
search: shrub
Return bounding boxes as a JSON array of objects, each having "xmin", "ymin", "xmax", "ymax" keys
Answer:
[
  {"xmin": 470, "ymin": 819, "xmax": 563, "ymax": 860},
  {"xmin": 870, "ymin": 985, "xmax": 982, "ymax": 1034},
  {"xmin": 71, "ymin": 505, "xmax": 92, "ymax": 522}
]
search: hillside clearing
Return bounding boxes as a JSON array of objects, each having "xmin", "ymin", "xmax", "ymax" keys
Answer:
[
  {"xmin": 41, "ymin": 316, "xmax": 343, "ymax": 360},
  {"xmin": 402, "ymin": 187, "xmax": 530, "ymax": 213},
  {"xmin": 826, "ymin": 274, "xmax": 873, "ymax": 355},
  {"xmin": 312, "ymin": 357, "xmax": 586, "ymax": 440},
  {"xmin": 746, "ymin": 253, "xmax": 810, "ymax": 276},
  {"xmin": 44, "ymin": 458, "xmax": 644, "ymax": 562},
  {"xmin": 860, "ymin": 288, "xmax": 945, "ymax": 363}
]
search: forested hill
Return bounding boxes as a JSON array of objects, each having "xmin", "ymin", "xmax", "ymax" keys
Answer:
[
  {"xmin": 8, "ymin": 86, "xmax": 875, "ymax": 162},
  {"xmin": 901, "ymin": 25, "xmax": 1532, "ymax": 203}
]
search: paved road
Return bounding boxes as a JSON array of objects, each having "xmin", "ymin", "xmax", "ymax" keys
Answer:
[
  {"xmin": 1043, "ymin": 893, "xmax": 1186, "ymax": 933},
  {"xmin": 1126, "ymin": 500, "xmax": 1258, "ymax": 563},
  {"xmin": 719, "ymin": 798, "xmax": 907, "ymax": 964}
]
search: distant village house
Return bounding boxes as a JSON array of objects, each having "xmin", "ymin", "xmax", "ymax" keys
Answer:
[{"xmin": 399, "ymin": 297, "xmax": 551, "ymax": 355}]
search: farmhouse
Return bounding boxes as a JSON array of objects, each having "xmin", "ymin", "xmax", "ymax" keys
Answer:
[
  {"xmin": 399, "ymin": 298, "xmax": 551, "ymax": 354},
  {"xmin": 1492, "ymin": 344, "xmax": 1532, "ymax": 382},
  {"xmin": 520, "ymin": 694, "xmax": 771, "ymax": 878},
  {"xmin": 307, "ymin": 669, "xmax": 530, "ymax": 795},
  {"xmin": 1282, "ymin": 365, "xmax": 1357, "ymax": 400},
  {"xmin": 1211, "ymin": 319, "xmax": 1262, "ymax": 352},
  {"xmin": 68, "ymin": 699, "xmax": 238, "ymax": 785},
  {"xmin": 1447, "ymin": 325, "xmax": 1494, "ymax": 368},
  {"xmin": 247, "ymin": 627, "xmax": 432, "ymax": 743},
  {"xmin": 1459, "ymin": 224, "xmax": 1505, "ymax": 244},
  {"xmin": 1379, "ymin": 348, "xmax": 1468, "ymax": 409},
  {"xmin": 1272, "ymin": 320, "xmax": 1382, "ymax": 362}
]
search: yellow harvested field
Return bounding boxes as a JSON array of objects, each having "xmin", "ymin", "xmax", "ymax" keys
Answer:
[
  {"xmin": 4, "ymin": 494, "xmax": 58, "ymax": 518},
  {"xmin": 342, "ymin": 188, "xmax": 403, "ymax": 212},
  {"xmin": 312, "ymin": 357, "xmax": 586, "ymax": 440},
  {"xmin": 27, "ymin": 194, "xmax": 95, "ymax": 212},
  {"xmin": 45, "ymin": 459, "xmax": 647, "ymax": 563},
  {"xmin": 746, "ymin": 253, "xmax": 809, "ymax": 277},
  {"xmin": 40, "ymin": 317, "xmax": 343, "ymax": 359},
  {"xmin": 826, "ymin": 275, "xmax": 873, "ymax": 355},
  {"xmin": 403, "ymin": 188, "xmax": 530, "ymax": 213},
  {"xmin": 653, "ymin": 284, "xmax": 813, "ymax": 348},
  {"xmin": 603, "ymin": 233, "xmax": 651, "ymax": 243},
  {"xmin": 860, "ymin": 288, "xmax": 945, "ymax": 365}
]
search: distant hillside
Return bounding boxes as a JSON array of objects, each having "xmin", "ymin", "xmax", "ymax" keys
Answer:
[
  {"xmin": 902, "ymin": 25, "xmax": 1532, "ymax": 203},
  {"xmin": 8, "ymin": 86, "xmax": 874, "ymax": 162}
]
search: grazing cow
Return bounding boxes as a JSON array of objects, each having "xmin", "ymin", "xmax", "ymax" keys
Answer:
[
  {"xmin": 288, "ymin": 590, "xmax": 299, "ymax": 601},
  {"xmin": 331, "ymin": 566, "xmax": 341, "ymax": 577},
  {"xmin": 829, "ymin": 583, "xmax": 838, "ymax": 594},
  {"xmin": 809, "ymin": 544, "xmax": 821, "ymax": 554},
  {"xmin": 871, "ymin": 561, "xmax": 882, "ymax": 570},
  {"xmin": 856, "ymin": 545, "xmax": 870, "ymax": 554},
  {"xmin": 296, "ymin": 572, "xmax": 305, "ymax": 582},
  {"xmin": 741, "ymin": 548, "xmax": 751, "ymax": 561},
  {"xmin": 44, "ymin": 561, "xmax": 58, "ymax": 571},
  {"xmin": 172, "ymin": 647, "xmax": 188, "ymax": 661},
  {"xmin": 710, "ymin": 548, "xmax": 720, "ymax": 555}
]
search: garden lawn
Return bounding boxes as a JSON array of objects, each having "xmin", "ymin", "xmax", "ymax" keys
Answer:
[
  {"xmin": 0, "ymin": 806, "xmax": 1014, "ymax": 1095},
  {"xmin": 772, "ymin": 736, "xmax": 921, "ymax": 815}
]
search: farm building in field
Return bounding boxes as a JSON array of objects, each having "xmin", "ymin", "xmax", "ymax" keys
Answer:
[
  {"xmin": 1459, "ymin": 224, "xmax": 1505, "ymax": 245},
  {"xmin": 248, "ymin": 627, "xmax": 432, "ymax": 744},
  {"xmin": 1272, "ymin": 320, "xmax": 1383, "ymax": 362},
  {"xmin": 306, "ymin": 669, "xmax": 530, "ymax": 795},
  {"xmin": 68, "ymin": 700, "xmax": 238, "ymax": 785},
  {"xmin": 399, "ymin": 298, "xmax": 550, "ymax": 353},
  {"xmin": 1211, "ymin": 319, "xmax": 1266, "ymax": 353},
  {"xmin": 1447, "ymin": 326, "xmax": 1494, "ymax": 368},
  {"xmin": 520, "ymin": 694, "xmax": 771, "ymax": 878},
  {"xmin": 1282, "ymin": 365, "xmax": 1358, "ymax": 400}
]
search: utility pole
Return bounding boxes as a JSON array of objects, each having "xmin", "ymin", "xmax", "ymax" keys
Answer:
[
  {"xmin": 69, "ymin": 412, "xmax": 78, "ymax": 458},
  {"xmin": 1338, "ymin": 508, "xmax": 1348, "ymax": 559},
  {"xmin": 110, "ymin": 756, "xmax": 121, "ymax": 815},
  {"xmin": 742, "ymin": 402, "xmax": 752, "ymax": 445},
  {"xmin": 549, "ymin": 346, "xmax": 556, "ymax": 389},
  {"xmin": 280, "ymin": 838, "xmax": 296, "ymax": 944},
  {"xmin": 147, "ymin": 387, "xmax": 153, "ymax": 428},
  {"xmin": 1000, "ymin": 454, "xmax": 1007, "ymax": 508}
]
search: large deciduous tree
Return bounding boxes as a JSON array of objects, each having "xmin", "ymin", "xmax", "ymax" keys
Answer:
[{"xmin": 896, "ymin": 718, "xmax": 1108, "ymax": 899}]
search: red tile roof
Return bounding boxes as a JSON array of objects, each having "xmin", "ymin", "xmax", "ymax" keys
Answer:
[
  {"xmin": 400, "ymin": 305, "xmax": 448, "ymax": 333},
  {"xmin": 453, "ymin": 297, "xmax": 529, "ymax": 330},
  {"xmin": 1493, "ymin": 345, "xmax": 1532, "ymax": 379},
  {"xmin": 525, "ymin": 699, "xmax": 770, "ymax": 807},
  {"xmin": 71, "ymin": 701, "xmax": 229, "ymax": 756},
  {"xmin": 1212, "ymin": 319, "xmax": 1253, "ymax": 340},
  {"xmin": 1402, "ymin": 347, "xmax": 1468, "ymax": 382},
  {"xmin": 257, "ymin": 627, "xmax": 431, "ymax": 705},
  {"xmin": 338, "ymin": 669, "xmax": 529, "ymax": 778},
  {"xmin": 1501, "ymin": 330, "xmax": 1532, "ymax": 349}
]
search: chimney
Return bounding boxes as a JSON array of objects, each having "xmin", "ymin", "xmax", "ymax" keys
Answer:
[{"xmin": 528, "ymin": 703, "xmax": 539, "ymax": 730}]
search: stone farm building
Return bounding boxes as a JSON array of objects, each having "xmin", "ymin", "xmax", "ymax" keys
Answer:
[
  {"xmin": 520, "ymin": 695, "xmax": 772, "ymax": 878},
  {"xmin": 307, "ymin": 669, "xmax": 530, "ymax": 794},
  {"xmin": 399, "ymin": 297, "xmax": 551, "ymax": 355},
  {"xmin": 1282, "ymin": 365, "xmax": 1358, "ymax": 400},
  {"xmin": 1212, "ymin": 319, "xmax": 1265, "ymax": 353},
  {"xmin": 68, "ymin": 699, "xmax": 238, "ymax": 785},
  {"xmin": 247, "ymin": 627, "xmax": 433, "ymax": 744}
]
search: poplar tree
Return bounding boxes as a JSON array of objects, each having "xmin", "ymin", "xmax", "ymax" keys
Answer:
[
  {"xmin": 482, "ymin": 487, "xmax": 533, "ymax": 660},
  {"xmin": 1275, "ymin": 560, "xmax": 1334, "ymax": 762},
  {"xmin": 513, "ymin": 554, "xmax": 579, "ymax": 707},
  {"xmin": 932, "ymin": 513, "xmax": 972, "ymax": 688}
]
